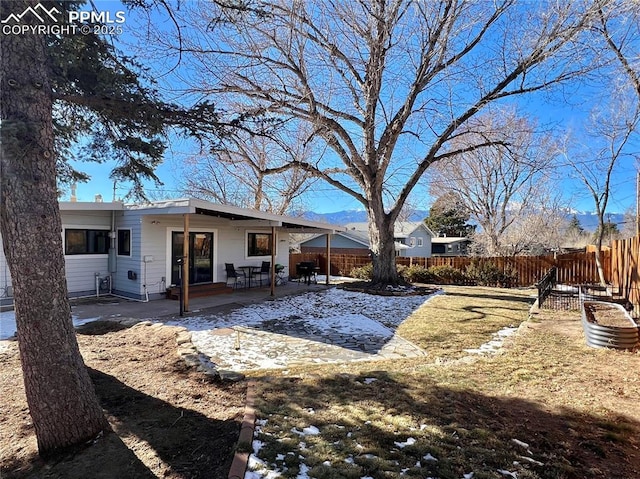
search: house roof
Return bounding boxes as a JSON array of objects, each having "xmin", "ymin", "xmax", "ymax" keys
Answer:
[
  {"xmin": 124, "ymin": 198, "xmax": 343, "ymax": 232},
  {"xmin": 300, "ymin": 229, "xmax": 410, "ymax": 251},
  {"xmin": 60, "ymin": 201, "xmax": 124, "ymax": 211},
  {"xmin": 431, "ymin": 236, "xmax": 471, "ymax": 245},
  {"xmin": 60, "ymin": 198, "xmax": 343, "ymax": 233},
  {"xmin": 344, "ymin": 221, "xmax": 434, "ymax": 238}
]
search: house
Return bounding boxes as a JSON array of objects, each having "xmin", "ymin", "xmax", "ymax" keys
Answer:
[
  {"xmin": 299, "ymin": 221, "xmax": 435, "ymax": 258},
  {"xmin": 390, "ymin": 222, "xmax": 434, "ymax": 258},
  {"xmin": 0, "ymin": 198, "xmax": 342, "ymax": 305},
  {"xmin": 430, "ymin": 236, "xmax": 471, "ymax": 256},
  {"xmin": 299, "ymin": 229, "xmax": 371, "ymax": 255}
]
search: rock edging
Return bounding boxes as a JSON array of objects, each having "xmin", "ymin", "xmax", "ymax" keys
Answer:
[{"xmin": 228, "ymin": 379, "xmax": 258, "ymax": 479}]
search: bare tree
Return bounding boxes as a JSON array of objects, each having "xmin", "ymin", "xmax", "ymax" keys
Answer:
[
  {"xmin": 555, "ymin": 1, "xmax": 640, "ymax": 284},
  {"xmin": 562, "ymin": 95, "xmax": 639, "ymax": 284},
  {"xmin": 154, "ymin": 0, "xmax": 603, "ymax": 286},
  {"xmin": 493, "ymin": 197, "xmax": 569, "ymax": 256},
  {"xmin": 180, "ymin": 131, "xmax": 317, "ymax": 215},
  {"xmin": 429, "ymin": 110, "xmax": 562, "ymax": 256}
]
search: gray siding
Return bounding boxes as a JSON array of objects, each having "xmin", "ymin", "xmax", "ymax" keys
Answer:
[
  {"xmin": 116, "ymin": 212, "xmax": 292, "ymax": 298},
  {"xmin": 1, "ymin": 203, "xmax": 301, "ymax": 303},
  {"xmin": 61, "ymin": 210, "xmax": 113, "ymax": 295},
  {"xmin": 399, "ymin": 227, "xmax": 432, "ymax": 258},
  {"xmin": 112, "ymin": 211, "xmax": 146, "ymax": 298}
]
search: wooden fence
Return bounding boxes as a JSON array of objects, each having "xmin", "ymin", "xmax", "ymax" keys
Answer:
[
  {"xmin": 292, "ymin": 238, "xmax": 640, "ymax": 316},
  {"xmin": 290, "ymin": 251, "xmax": 607, "ymax": 287},
  {"xmin": 610, "ymin": 236, "xmax": 640, "ymax": 310}
]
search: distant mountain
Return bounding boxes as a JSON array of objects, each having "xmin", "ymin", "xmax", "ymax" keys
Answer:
[
  {"xmin": 303, "ymin": 209, "xmax": 627, "ymax": 232},
  {"xmin": 571, "ymin": 212, "xmax": 626, "ymax": 232}
]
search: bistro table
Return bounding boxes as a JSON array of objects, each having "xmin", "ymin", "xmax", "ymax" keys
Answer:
[{"xmin": 238, "ymin": 266, "xmax": 257, "ymax": 288}]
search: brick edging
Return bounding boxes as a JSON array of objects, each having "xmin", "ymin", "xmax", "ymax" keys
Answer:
[{"xmin": 228, "ymin": 379, "xmax": 258, "ymax": 479}]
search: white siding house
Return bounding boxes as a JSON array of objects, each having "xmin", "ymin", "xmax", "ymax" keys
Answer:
[{"xmin": 0, "ymin": 198, "xmax": 340, "ymax": 304}]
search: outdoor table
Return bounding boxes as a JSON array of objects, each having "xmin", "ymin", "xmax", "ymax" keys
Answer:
[{"xmin": 238, "ymin": 266, "xmax": 257, "ymax": 288}]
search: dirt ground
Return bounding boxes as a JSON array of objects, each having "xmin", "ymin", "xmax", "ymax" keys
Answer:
[{"xmin": 0, "ymin": 320, "xmax": 247, "ymax": 479}]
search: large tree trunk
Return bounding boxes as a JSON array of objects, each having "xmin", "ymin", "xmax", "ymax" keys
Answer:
[
  {"xmin": 367, "ymin": 201, "xmax": 401, "ymax": 286},
  {"xmin": 1, "ymin": 0, "xmax": 109, "ymax": 457}
]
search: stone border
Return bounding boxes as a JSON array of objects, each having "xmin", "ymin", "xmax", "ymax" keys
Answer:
[{"xmin": 228, "ymin": 379, "xmax": 257, "ymax": 479}]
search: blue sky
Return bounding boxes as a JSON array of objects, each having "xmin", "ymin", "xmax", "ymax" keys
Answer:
[{"xmin": 63, "ymin": 1, "xmax": 639, "ymax": 216}]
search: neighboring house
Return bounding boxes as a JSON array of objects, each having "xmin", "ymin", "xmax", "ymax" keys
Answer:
[
  {"xmin": 391, "ymin": 222, "xmax": 434, "ymax": 258},
  {"xmin": 299, "ymin": 229, "xmax": 371, "ymax": 255},
  {"xmin": 300, "ymin": 221, "xmax": 435, "ymax": 258},
  {"xmin": 0, "ymin": 198, "xmax": 341, "ymax": 304},
  {"xmin": 431, "ymin": 236, "xmax": 471, "ymax": 256}
]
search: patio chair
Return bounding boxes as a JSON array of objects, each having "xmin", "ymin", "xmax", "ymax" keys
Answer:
[
  {"xmin": 225, "ymin": 263, "xmax": 245, "ymax": 289},
  {"xmin": 251, "ymin": 261, "xmax": 271, "ymax": 287}
]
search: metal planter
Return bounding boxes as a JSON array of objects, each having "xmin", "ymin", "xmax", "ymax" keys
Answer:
[{"xmin": 581, "ymin": 301, "xmax": 639, "ymax": 350}]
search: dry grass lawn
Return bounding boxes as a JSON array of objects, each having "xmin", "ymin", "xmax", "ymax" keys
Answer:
[{"xmin": 248, "ymin": 286, "xmax": 640, "ymax": 479}]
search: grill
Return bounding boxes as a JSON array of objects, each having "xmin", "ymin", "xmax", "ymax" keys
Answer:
[{"xmin": 296, "ymin": 261, "xmax": 318, "ymax": 285}]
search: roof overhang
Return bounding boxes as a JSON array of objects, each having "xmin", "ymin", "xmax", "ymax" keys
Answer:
[
  {"xmin": 124, "ymin": 198, "xmax": 343, "ymax": 233},
  {"xmin": 60, "ymin": 201, "xmax": 124, "ymax": 211}
]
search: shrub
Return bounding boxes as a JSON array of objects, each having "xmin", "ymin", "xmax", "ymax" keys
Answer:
[
  {"xmin": 465, "ymin": 261, "xmax": 518, "ymax": 287},
  {"xmin": 400, "ymin": 265, "xmax": 436, "ymax": 283},
  {"xmin": 349, "ymin": 263, "xmax": 373, "ymax": 280},
  {"xmin": 427, "ymin": 265, "xmax": 467, "ymax": 284}
]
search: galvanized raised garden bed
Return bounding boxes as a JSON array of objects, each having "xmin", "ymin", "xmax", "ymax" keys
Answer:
[{"xmin": 581, "ymin": 300, "xmax": 639, "ymax": 350}]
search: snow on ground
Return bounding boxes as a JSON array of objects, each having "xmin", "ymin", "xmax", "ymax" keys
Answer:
[
  {"xmin": 166, "ymin": 288, "xmax": 437, "ymax": 371},
  {"xmin": 169, "ymin": 288, "xmax": 435, "ymax": 332},
  {"xmin": 0, "ymin": 310, "xmax": 100, "ymax": 342}
]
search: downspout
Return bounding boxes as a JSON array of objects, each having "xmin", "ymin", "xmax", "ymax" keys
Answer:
[{"xmin": 108, "ymin": 209, "xmax": 116, "ymax": 294}]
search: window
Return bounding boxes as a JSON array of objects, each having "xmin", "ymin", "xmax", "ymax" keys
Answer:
[
  {"xmin": 247, "ymin": 232, "xmax": 273, "ymax": 257},
  {"xmin": 409, "ymin": 237, "xmax": 416, "ymax": 247},
  {"xmin": 417, "ymin": 237, "xmax": 424, "ymax": 247},
  {"xmin": 117, "ymin": 229, "xmax": 131, "ymax": 256},
  {"xmin": 65, "ymin": 229, "xmax": 109, "ymax": 255}
]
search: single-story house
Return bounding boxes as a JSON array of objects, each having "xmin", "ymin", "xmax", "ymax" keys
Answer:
[
  {"xmin": 0, "ymin": 198, "xmax": 342, "ymax": 305},
  {"xmin": 300, "ymin": 221, "xmax": 435, "ymax": 258},
  {"xmin": 430, "ymin": 236, "xmax": 471, "ymax": 256}
]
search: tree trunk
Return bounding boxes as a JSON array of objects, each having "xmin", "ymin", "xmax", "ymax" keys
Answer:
[
  {"xmin": 1, "ymin": 0, "xmax": 110, "ymax": 457},
  {"xmin": 594, "ymin": 225, "xmax": 607, "ymax": 287},
  {"xmin": 367, "ymin": 202, "xmax": 401, "ymax": 286}
]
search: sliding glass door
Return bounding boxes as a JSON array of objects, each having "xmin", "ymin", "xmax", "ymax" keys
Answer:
[{"xmin": 171, "ymin": 232, "xmax": 213, "ymax": 285}]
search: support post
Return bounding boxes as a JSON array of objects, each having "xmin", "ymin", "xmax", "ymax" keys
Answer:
[
  {"xmin": 325, "ymin": 233, "xmax": 331, "ymax": 285},
  {"xmin": 636, "ymin": 171, "xmax": 640, "ymax": 236},
  {"xmin": 183, "ymin": 213, "xmax": 190, "ymax": 312},
  {"xmin": 270, "ymin": 226, "xmax": 276, "ymax": 296}
]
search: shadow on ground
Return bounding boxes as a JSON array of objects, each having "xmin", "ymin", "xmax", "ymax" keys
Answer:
[{"xmin": 253, "ymin": 371, "xmax": 640, "ymax": 479}]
